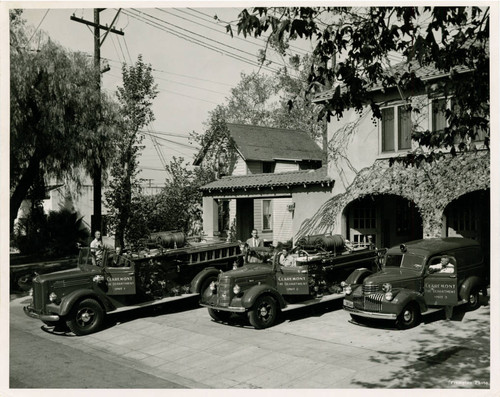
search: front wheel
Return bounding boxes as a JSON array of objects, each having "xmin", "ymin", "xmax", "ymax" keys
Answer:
[
  {"xmin": 396, "ymin": 303, "xmax": 420, "ymax": 330},
  {"xmin": 208, "ymin": 308, "xmax": 232, "ymax": 323},
  {"xmin": 66, "ymin": 298, "xmax": 104, "ymax": 336},
  {"xmin": 248, "ymin": 295, "xmax": 279, "ymax": 329}
]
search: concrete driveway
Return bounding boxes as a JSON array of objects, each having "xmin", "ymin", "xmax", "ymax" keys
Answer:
[{"xmin": 9, "ymin": 293, "xmax": 491, "ymax": 389}]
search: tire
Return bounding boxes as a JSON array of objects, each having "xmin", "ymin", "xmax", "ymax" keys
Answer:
[
  {"xmin": 208, "ymin": 308, "xmax": 232, "ymax": 323},
  {"xmin": 466, "ymin": 288, "xmax": 480, "ymax": 311},
  {"xmin": 248, "ymin": 295, "xmax": 279, "ymax": 329},
  {"xmin": 396, "ymin": 302, "xmax": 420, "ymax": 330},
  {"xmin": 66, "ymin": 298, "xmax": 104, "ymax": 336}
]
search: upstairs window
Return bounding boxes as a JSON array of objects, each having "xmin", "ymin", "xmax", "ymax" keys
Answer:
[
  {"xmin": 432, "ymin": 97, "xmax": 487, "ymax": 143},
  {"xmin": 262, "ymin": 162, "xmax": 275, "ymax": 174},
  {"xmin": 381, "ymin": 105, "xmax": 412, "ymax": 153}
]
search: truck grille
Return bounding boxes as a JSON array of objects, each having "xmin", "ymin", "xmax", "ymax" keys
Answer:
[
  {"xmin": 353, "ymin": 293, "xmax": 384, "ymax": 312},
  {"xmin": 217, "ymin": 276, "xmax": 232, "ymax": 307},
  {"xmin": 32, "ymin": 279, "xmax": 44, "ymax": 311},
  {"xmin": 363, "ymin": 284, "xmax": 380, "ymax": 294}
]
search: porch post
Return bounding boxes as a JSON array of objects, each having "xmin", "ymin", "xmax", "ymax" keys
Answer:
[{"xmin": 202, "ymin": 196, "xmax": 219, "ymax": 238}]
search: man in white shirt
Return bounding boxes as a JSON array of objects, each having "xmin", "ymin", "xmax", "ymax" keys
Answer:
[
  {"xmin": 90, "ymin": 230, "xmax": 104, "ymax": 266},
  {"xmin": 246, "ymin": 229, "xmax": 263, "ymax": 263}
]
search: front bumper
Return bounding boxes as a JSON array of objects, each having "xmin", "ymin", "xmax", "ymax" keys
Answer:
[
  {"xmin": 200, "ymin": 302, "xmax": 246, "ymax": 313},
  {"xmin": 23, "ymin": 304, "xmax": 60, "ymax": 322}
]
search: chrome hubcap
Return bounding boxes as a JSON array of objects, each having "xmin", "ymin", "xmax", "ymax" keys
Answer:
[{"xmin": 403, "ymin": 310, "xmax": 412, "ymax": 322}]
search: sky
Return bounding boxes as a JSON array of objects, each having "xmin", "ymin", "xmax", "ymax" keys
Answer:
[{"xmin": 17, "ymin": 4, "xmax": 313, "ymax": 186}]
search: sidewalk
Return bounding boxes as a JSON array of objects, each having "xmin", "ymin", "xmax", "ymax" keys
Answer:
[{"xmin": 10, "ymin": 294, "xmax": 491, "ymax": 389}]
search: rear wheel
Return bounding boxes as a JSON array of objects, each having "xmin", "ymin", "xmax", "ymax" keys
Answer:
[
  {"xmin": 208, "ymin": 308, "xmax": 232, "ymax": 323},
  {"xmin": 66, "ymin": 299, "xmax": 104, "ymax": 336},
  {"xmin": 396, "ymin": 302, "xmax": 420, "ymax": 330},
  {"xmin": 248, "ymin": 295, "xmax": 279, "ymax": 329},
  {"xmin": 466, "ymin": 288, "xmax": 480, "ymax": 311}
]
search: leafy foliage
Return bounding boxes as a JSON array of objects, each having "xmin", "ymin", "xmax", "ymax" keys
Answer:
[
  {"xmin": 124, "ymin": 157, "xmax": 216, "ymax": 244},
  {"xmin": 13, "ymin": 208, "xmax": 90, "ymax": 257},
  {"xmin": 105, "ymin": 55, "xmax": 158, "ymax": 248},
  {"xmin": 232, "ymin": 6, "xmax": 490, "ymax": 163},
  {"xmin": 10, "ymin": 10, "xmax": 121, "ymax": 232}
]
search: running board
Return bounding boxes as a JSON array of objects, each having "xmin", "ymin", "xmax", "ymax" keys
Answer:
[
  {"xmin": 108, "ymin": 293, "xmax": 199, "ymax": 314},
  {"xmin": 282, "ymin": 293, "xmax": 345, "ymax": 312}
]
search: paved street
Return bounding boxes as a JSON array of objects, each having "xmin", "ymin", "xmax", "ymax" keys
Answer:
[{"xmin": 9, "ymin": 292, "xmax": 491, "ymax": 390}]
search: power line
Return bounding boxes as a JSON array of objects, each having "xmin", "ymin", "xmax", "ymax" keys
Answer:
[
  {"xmin": 27, "ymin": 9, "xmax": 50, "ymax": 44},
  {"xmin": 121, "ymin": 9, "xmax": 282, "ymax": 74},
  {"xmin": 186, "ymin": 7, "xmax": 310, "ymax": 56}
]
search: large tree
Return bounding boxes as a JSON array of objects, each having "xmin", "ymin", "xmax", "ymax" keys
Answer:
[
  {"xmin": 105, "ymin": 55, "xmax": 158, "ymax": 249},
  {"xmin": 231, "ymin": 6, "xmax": 490, "ymax": 163},
  {"xmin": 10, "ymin": 11, "xmax": 120, "ymax": 233}
]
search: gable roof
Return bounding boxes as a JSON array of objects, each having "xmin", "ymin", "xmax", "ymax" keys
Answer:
[
  {"xmin": 313, "ymin": 61, "xmax": 472, "ymax": 103},
  {"xmin": 194, "ymin": 123, "xmax": 324, "ymax": 165},
  {"xmin": 200, "ymin": 167, "xmax": 331, "ymax": 193}
]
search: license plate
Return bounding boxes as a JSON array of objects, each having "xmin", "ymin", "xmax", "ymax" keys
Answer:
[{"xmin": 343, "ymin": 299, "xmax": 354, "ymax": 308}]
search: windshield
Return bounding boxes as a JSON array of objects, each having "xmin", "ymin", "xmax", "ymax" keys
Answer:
[{"xmin": 385, "ymin": 254, "xmax": 425, "ymax": 271}]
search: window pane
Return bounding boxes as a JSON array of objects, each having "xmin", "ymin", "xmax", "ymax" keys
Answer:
[
  {"xmin": 432, "ymin": 98, "xmax": 447, "ymax": 132},
  {"xmin": 382, "ymin": 107, "xmax": 395, "ymax": 152},
  {"xmin": 263, "ymin": 200, "xmax": 273, "ymax": 230},
  {"xmin": 398, "ymin": 106, "xmax": 412, "ymax": 150}
]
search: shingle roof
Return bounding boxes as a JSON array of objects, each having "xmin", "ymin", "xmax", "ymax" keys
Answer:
[
  {"xmin": 194, "ymin": 123, "xmax": 324, "ymax": 165},
  {"xmin": 200, "ymin": 167, "xmax": 331, "ymax": 192},
  {"xmin": 313, "ymin": 62, "xmax": 471, "ymax": 103}
]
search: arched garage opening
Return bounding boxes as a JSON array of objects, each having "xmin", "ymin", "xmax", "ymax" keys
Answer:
[
  {"xmin": 444, "ymin": 189, "xmax": 490, "ymax": 259},
  {"xmin": 343, "ymin": 194, "xmax": 423, "ymax": 249}
]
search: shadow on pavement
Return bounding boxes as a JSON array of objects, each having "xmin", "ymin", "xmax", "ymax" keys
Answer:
[{"xmin": 351, "ymin": 299, "xmax": 490, "ymax": 389}]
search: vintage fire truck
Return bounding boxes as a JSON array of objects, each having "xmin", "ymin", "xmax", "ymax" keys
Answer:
[
  {"xmin": 23, "ymin": 232, "xmax": 242, "ymax": 335},
  {"xmin": 193, "ymin": 234, "xmax": 381, "ymax": 329}
]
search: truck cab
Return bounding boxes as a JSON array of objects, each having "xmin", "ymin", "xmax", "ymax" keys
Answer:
[
  {"xmin": 342, "ymin": 238, "xmax": 488, "ymax": 329},
  {"xmin": 196, "ymin": 235, "xmax": 380, "ymax": 329}
]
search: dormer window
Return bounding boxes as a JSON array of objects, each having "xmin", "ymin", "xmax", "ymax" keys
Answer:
[
  {"xmin": 262, "ymin": 162, "xmax": 275, "ymax": 174},
  {"xmin": 381, "ymin": 105, "xmax": 412, "ymax": 153}
]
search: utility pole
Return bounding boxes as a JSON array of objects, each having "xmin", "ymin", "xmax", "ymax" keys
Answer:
[{"xmin": 71, "ymin": 9, "xmax": 123, "ymax": 236}]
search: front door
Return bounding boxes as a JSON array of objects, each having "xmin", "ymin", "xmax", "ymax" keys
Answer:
[
  {"xmin": 236, "ymin": 198, "xmax": 254, "ymax": 241},
  {"xmin": 276, "ymin": 266, "xmax": 309, "ymax": 295},
  {"xmin": 423, "ymin": 257, "xmax": 458, "ymax": 306},
  {"xmin": 103, "ymin": 252, "xmax": 136, "ymax": 295}
]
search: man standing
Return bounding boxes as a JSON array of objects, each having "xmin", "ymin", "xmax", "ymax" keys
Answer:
[
  {"xmin": 246, "ymin": 229, "xmax": 263, "ymax": 263},
  {"xmin": 90, "ymin": 230, "xmax": 104, "ymax": 266}
]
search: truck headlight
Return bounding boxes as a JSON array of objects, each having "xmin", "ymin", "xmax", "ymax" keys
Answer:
[
  {"xmin": 49, "ymin": 292, "xmax": 58, "ymax": 302},
  {"xmin": 382, "ymin": 283, "xmax": 392, "ymax": 292},
  {"xmin": 233, "ymin": 284, "xmax": 241, "ymax": 294},
  {"xmin": 385, "ymin": 291, "xmax": 394, "ymax": 301},
  {"xmin": 345, "ymin": 286, "xmax": 352, "ymax": 295},
  {"xmin": 340, "ymin": 281, "xmax": 347, "ymax": 287}
]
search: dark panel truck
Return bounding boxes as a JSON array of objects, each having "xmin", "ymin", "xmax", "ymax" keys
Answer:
[
  {"xmin": 193, "ymin": 234, "xmax": 382, "ymax": 329},
  {"xmin": 342, "ymin": 237, "xmax": 489, "ymax": 329},
  {"xmin": 24, "ymin": 235, "xmax": 242, "ymax": 335}
]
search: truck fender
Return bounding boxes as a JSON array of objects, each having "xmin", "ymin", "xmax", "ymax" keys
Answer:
[
  {"xmin": 345, "ymin": 268, "xmax": 373, "ymax": 285},
  {"xmin": 58, "ymin": 289, "xmax": 112, "ymax": 317},
  {"xmin": 459, "ymin": 276, "xmax": 484, "ymax": 301},
  {"xmin": 191, "ymin": 267, "xmax": 221, "ymax": 294},
  {"xmin": 241, "ymin": 285, "xmax": 287, "ymax": 310},
  {"xmin": 392, "ymin": 289, "xmax": 427, "ymax": 314}
]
